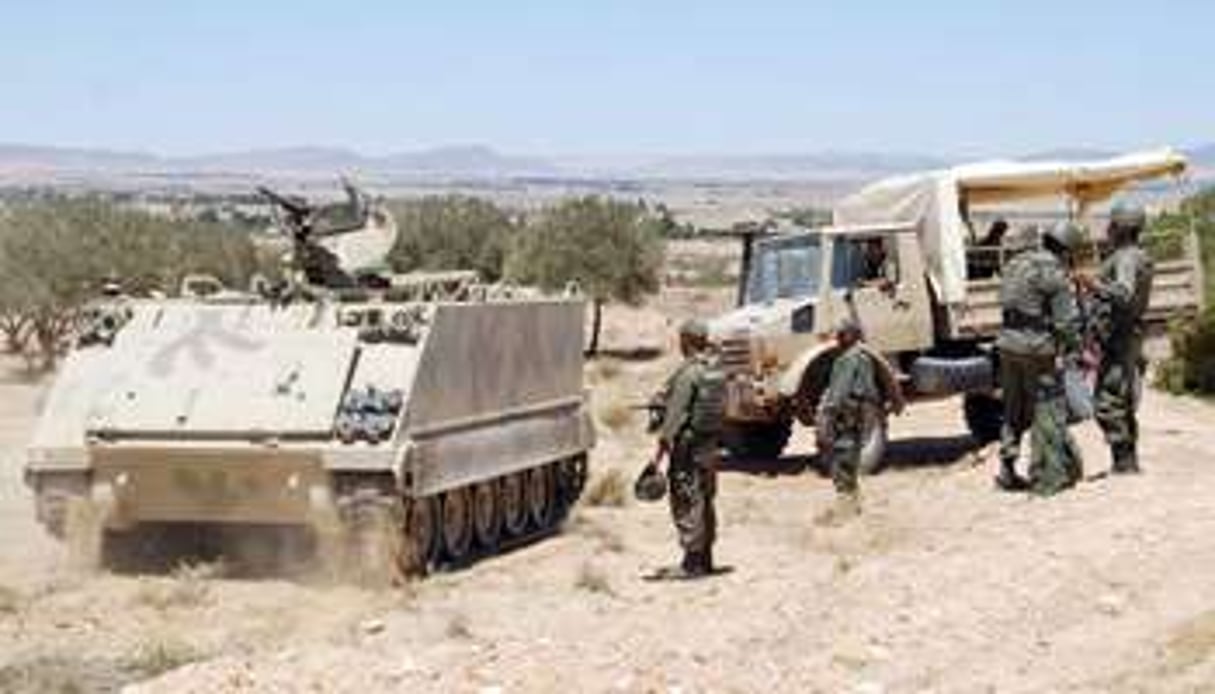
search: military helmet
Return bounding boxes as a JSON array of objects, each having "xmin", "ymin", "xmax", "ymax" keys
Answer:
[
  {"xmin": 1109, "ymin": 202, "xmax": 1146, "ymax": 244},
  {"xmin": 1110, "ymin": 202, "xmax": 1147, "ymax": 229},
  {"xmin": 1043, "ymin": 222, "xmax": 1083, "ymax": 252},
  {"xmin": 678, "ymin": 318, "xmax": 710, "ymax": 340},
  {"xmin": 633, "ymin": 463, "xmax": 668, "ymax": 502}
]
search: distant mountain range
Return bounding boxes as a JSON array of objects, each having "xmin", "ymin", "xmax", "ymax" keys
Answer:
[{"xmin": 0, "ymin": 142, "xmax": 1210, "ymax": 184}]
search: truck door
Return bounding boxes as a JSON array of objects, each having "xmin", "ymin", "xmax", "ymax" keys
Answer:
[{"xmin": 825, "ymin": 230, "xmax": 932, "ymax": 354}]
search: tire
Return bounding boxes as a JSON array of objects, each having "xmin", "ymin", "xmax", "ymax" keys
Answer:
[
  {"xmin": 499, "ymin": 473, "xmax": 528, "ymax": 537},
  {"xmin": 857, "ymin": 405, "xmax": 890, "ymax": 475},
  {"xmin": 471, "ymin": 481, "xmax": 501, "ymax": 551},
  {"xmin": 403, "ymin": 496, "xmax": 438, "ymax": 575},
  {"xmin": 439, "ymin": 488, "xmax": 474, "ymax": 563},
  {"xmin": 525, "ymin": 466, "xmax": 555, "ymax": 529},
  {"xmin": 723, "ymin": 418, "xmax": 793, "ymax": 462},
  {"xmin": 964, "ymin": 393, "xmax": 1003, "ymax": 444}
]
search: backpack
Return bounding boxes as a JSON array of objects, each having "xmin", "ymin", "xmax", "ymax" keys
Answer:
[{"xmin": 689, "ymin": 357, "xmax": 727, "ymax": 437}]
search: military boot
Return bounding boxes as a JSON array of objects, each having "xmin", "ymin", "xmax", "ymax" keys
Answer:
[
  {"xmin": 995, "ymin": 459, "xmax": 1030, "ymax": 492},
  {"xmin": 1111, "ymin": 444, "xmax": 1141, "ymax": 475},
  {"xmin": 680, "ymin": 551, "xmax": 711, "ymax": 578}
]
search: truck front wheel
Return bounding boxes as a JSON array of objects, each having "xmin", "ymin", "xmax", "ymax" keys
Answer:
[
  {"xmin": 963, "ymin": 393, "xmax": 1003, "ymax": 444},
  {"xmin": 722, "ymin": 418, "xmax": 793, "ymax": 462}
]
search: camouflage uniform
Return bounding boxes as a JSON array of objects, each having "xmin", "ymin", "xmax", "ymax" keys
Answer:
[
  {"xmin": 996, "ymin": 236, "xmax": 1083, "ymax": 495},
  {"xmin": 1090, "ymin": 208, "xmax": 1154, "ymax": 473},
  {"xmin": 818, "ymin": 341, "xmax": 882, "ymax": 497},
  {"xmin": 657, "ymin": 350, "xmax": 722, "ymax": 569}
]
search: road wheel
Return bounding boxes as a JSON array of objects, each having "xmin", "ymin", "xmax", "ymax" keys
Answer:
[
  {"xmin": 555, "ymin": 456, "xmax": 588, "ymax": 509},
  {"xmin": 499, "ymin": 473, "xmax": 528, "ymax": 537},
  {"xmin": 964, "ymin": 393, "xmax": 1003, "ymax": 444},
  {"xmin": 403, "ymin": 496, "xmax": 438, "ymax": 575},
  {"xmin": 857, "ymin": 405, "xmax": 890, "ymax": 475},
  {"xmin": 723, "ymin": 418, "xmax": 793, "ymax": 462},
  {"xmin": 471, "ymin": 481, "xmax": 501, "ymax": 551},
  {"xmin": 525, "ymin": 465, "xmax": 555, "ymax": 529},
  {"xmin": 439, "ymin": 488, "xmax": 474, "ymax": 562}
]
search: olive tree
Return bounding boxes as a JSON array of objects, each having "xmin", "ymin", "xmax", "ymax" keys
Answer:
[
  {"xmin": 387, "ymin": 195, "xmax": 517, "ymax": 281},
  {"xmin": 506, "ymin": 196, "xmax": 664, "ymax": 356},
  {"xmin": 0, "ymin": 197, "xmax": 264, "ymax": 368}
]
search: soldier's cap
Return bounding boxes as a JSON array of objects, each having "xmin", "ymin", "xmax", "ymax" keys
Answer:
[
  {"xmin": 1110, "ymin": 202, "xmax": 1147, "ymax": 229},
  {"xmin": 678, "ymin": 318, "xmax": 710, "ymax": 340},
  {"xmin": 834, "ymin": 317, "xmax": 863, "ymax": 337}
]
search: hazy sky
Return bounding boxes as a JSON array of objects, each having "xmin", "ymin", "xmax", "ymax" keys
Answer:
[{"xmin": 2, "ymin": 0, "xmax": 1211, "ymax": 156}]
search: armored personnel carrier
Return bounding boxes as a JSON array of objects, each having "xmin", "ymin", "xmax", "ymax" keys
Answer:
[{"xmin": 24, "ymin": 183, "xmax": 594, "ymax": 581}]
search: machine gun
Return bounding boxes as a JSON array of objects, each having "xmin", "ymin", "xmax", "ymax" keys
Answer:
[{"xmin": 257, "ymin": 180, "xmax": 374, "ymax": 290}]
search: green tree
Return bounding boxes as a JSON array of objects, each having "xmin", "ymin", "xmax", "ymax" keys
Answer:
[
  {"xmin": 0, "ymin": 197, "xmax": 265, "ymax": 368},
  {"xmin": 387, "ymin": 195, "xmax": 516, "ymax": 281},
  {"xmin": 506, "ymin": 196, "xmax": 665, "ymax": 356},
  {"xmin": 1153, "ymin": 184, "xmax": 1215, "ymax": 394}
]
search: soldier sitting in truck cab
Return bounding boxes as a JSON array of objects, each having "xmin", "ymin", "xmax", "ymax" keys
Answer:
[{"xmin": 835, "ymin": 236, "xmax": 896, "ymax": 293}]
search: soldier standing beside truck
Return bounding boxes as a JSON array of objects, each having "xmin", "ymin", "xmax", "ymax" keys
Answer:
[
  {"xmin": 815, "ymin": 317, "xmax": 889, "ymax": 522},
  {"xmin": 649, "ymin": 319, "xmax": 726, "ymax": 579},
  {"xmin": 995, "ymin": 224, "xmax": 1084, "ymax": 495},
  {"xmin": 1078, "ymin": 203, "xmax": 1155, "ymax": 474}
]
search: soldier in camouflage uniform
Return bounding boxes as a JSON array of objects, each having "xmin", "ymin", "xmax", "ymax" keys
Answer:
[
  {"xmin": 816, "ymin": 317, "xmax": 886, "ymax": 520},
  {"xmin": 1078, "ymin": 203, "xmax": 1154, "ymax": 474},
  {"xmin": 996, "ymin": 224, "xmax": 1084, "ymax": 496},
  {"xmin": 652, "ymin": 319, "xmax": 725, "ymax": 578}
]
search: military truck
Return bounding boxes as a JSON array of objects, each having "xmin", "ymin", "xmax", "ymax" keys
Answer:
[
  {"xmin": 24, "ymin": 184, "xmax": 594, "ymax": 581},
  {"xmin": 710, "ymin": 149, "xmax": 1204, "ymax": 470}
]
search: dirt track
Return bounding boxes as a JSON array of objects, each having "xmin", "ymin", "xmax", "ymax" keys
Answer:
[{"xmin": 2, "ymin": 296, "xmax": 1215, "ymax": 693}]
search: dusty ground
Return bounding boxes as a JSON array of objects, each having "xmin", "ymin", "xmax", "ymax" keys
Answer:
[{"xmin": 2, "ymin": 288, "xmax": 1215, "ymax": 693}]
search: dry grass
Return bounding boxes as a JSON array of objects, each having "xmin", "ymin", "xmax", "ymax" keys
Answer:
[
  {"xmin": 124, "ymin": 637, "xmax": 204, "ymax": 679},
  {"xmin": 131, "ymin": 561, "xmax": 219, "ymax": 612},
  {"xmin": 574, "ymin": 560, "xmax": 615, "ymax": 596},
  {"xmin": 583, "ymin": 468, "xmax": 629, "ymax": 507}
]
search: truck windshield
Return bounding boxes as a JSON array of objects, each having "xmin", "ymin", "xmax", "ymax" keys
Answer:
[{"xmin": 746, "ymin": 234, "xmax": 822, "ymax": 304}]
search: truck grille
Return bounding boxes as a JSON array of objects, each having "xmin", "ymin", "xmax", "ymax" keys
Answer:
[{"xmin": 716, "ymin": 337, "xmax": 753, "ymax": 374}]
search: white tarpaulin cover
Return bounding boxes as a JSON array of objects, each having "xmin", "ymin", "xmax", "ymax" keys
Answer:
[{"xmin": 834, "ymin": 148, "xmax": 1188, "ymax": 303}]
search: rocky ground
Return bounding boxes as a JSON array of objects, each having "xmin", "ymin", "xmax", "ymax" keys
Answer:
[{"xmin": 2, "ymin": 288, "xmax": 1215, "ymax": 693}]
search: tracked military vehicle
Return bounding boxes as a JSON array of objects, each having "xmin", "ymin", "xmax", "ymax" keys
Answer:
[{"xmin": 25, "ymin": 183, "xmax": 594, "ymax": 580}]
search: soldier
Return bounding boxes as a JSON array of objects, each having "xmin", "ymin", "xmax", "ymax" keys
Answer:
[
  {"xmin": 995, "ymin": 224, "xmax": 1084, "ymax": 495},
  {"xmin": 650, "ymin": 319, "xmax": 725, "ymax": 579},
  {"xmin": 1077, "ymin": 203, "xmax": 1154, "ymax": 474},
  {"xmin": 815, "ymin": 317, "xmax": 886, "ymax": 521}
]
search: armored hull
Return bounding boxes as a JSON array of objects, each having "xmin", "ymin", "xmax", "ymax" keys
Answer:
[{"xmin": 26, "ymin": 281, "xmax": 594, "ymax": 580}]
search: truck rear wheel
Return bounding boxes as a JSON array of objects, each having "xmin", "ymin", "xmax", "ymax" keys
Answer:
[
  {"xmin": 964, "ymin": 393, "xmax": 1003, "ymax": 444},
  {"xmin": 857, "ymin": 406, "xmax": 889, "ymax": 475},
  {"xmin": 723, "ymin": 419, "xmax": 793, "ymax": 462}
]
